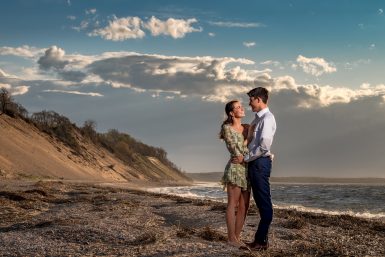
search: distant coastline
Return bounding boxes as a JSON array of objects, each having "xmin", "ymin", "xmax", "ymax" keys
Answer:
[{"xmin": 187, "ymin": 172, "xmax": 385, "ymax": 184}]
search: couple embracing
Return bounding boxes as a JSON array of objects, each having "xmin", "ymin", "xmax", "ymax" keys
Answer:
[{"xmin": 220, "ymin": 87, "xmax": 276, "ymax": 251}]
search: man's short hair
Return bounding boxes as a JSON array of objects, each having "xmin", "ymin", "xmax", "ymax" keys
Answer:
[{"xmin": 247, "ymin": 87, "xmax": 269, "ymax": 104}]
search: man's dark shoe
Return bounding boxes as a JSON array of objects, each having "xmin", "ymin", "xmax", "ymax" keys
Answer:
[{"xmin": 245, "ymin": 241, "xmax": 269, "ymax": 251}]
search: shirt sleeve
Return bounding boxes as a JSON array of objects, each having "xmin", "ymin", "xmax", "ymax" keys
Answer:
[
  {"xmin": 222, "ymin": 125, "xmax": 243, "ymax": 157},
  {"xmin": 244, "ymin": 115, "xmax": 276, "ymax": 162}
]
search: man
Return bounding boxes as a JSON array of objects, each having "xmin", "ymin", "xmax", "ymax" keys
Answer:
[{"xmin": 232, "ymin": 87, "xmax": 276, "ymax": 250}]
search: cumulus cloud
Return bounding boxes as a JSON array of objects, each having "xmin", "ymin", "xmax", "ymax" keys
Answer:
[
  {"xmin": 84, "ymin": 51, "xmax": 383, "ymax": 106},
  {"xmin": 89, "ymin": 16, "xmax": 145, "ymax": 41},
  {"xmin": 36, "ymin": 46, "xmax": 90, "ymax": 82},
  {"xmin": 18, "ymin": 45, "xmax": 264, "ymax": 100},
  {"xmin": 209, "ymin": 21, "xmax": 265, "ymax": 28},
  {"xmin": 243, "ymin": 41, "xmax": 256, "ymax": 48},
  {"xmin": 0, "ymin": 45, "xmax": 45, "ymax": 59},
  {"xmin": 143, "ymin": 16, "xmax": 202, "ymax": 39},
  {"xmin": 67, "ymin": 15, "xmax": 76, "ymax": 20},
  {"xmin": 271, "ymin": 76, "xmax": 385, "ymax": 108},
  {"xmin": 36, "ymin": 46, "xmax": 91, "ymax": 71},
  {"xmin": 295, "ymin": 55, "xmax": 337, "ymax": 76},
  {"xmin": 86, "ymin": 53, "xmax": 261, "ymax": 99},
  {"xmin": 38, "ymin": 46, "xmax": 69, "ymax": 70},
  {"xmin": 5, "ymin": 45, "xmax": 385, "ymax": 109},
  {"xmin": 208, "ymin": 32, "xmax": 215, "ymax": 37},
  {"xmin": 369, "ymin": 43, "xmax": 376, "ymax": 50},
  {"xmin": 379, "ymin": 8, "xmax": 383, "ymax": 15},
  {"xmin": 89, "ymin": 15, "xmax": 201, "ymax": 41}
]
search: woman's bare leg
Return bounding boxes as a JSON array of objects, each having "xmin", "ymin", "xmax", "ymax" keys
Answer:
[
  {"xmin": 226, "ymin": 184, "xmax": 242, "ymax": 243},
  {"xmin": 235, "ymin": 190, "xmax": 250, "ymax": 241}
]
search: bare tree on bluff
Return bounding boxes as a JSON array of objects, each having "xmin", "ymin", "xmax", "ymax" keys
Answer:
[
  {"xmin": 0, "ymin": 88, "xmax": 12, "ymax": 115},
  {"xmin": 81, "ymin": 120, "xmax": 98, "ymax": 143},
  {"xmin": 0, "ymin": 88, "xmax": 28, "ymax": 118}
]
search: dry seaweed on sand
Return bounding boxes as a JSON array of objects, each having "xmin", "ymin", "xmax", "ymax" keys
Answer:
[
  {"xmin": 198, "ymin": 226, "xmax": 227, "ymax": 241},
  {"xmin": 175, "ymin": 224, "xmax": 196, "ymax": 238},
  {"xmin": 281, "ymin": 216, "xmax": 307, "ymax": 230},
  {"xmin": 210, "ymin": 203, "xmax": 227, "ymax": 212}
]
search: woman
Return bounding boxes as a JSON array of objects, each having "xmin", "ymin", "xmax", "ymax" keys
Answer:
[{"xmin": 219, "ymin": 100, "xmax": 250, "ymax": 248}]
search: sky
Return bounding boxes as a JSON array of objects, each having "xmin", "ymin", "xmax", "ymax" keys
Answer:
[{"xmin": 1, "ymin": 0, "xmax": 385, "ymax": 178}]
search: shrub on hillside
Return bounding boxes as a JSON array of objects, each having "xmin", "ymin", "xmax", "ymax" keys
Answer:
[
  {"xmin": 81, "ymin": 120, "xmax": 98, "ymax": 143},
  {"xmin": 98, "ymin": 129, "xmax": 135, "ymax": 164},
  {"xmin": 98, "ymin": 129, "xmax": 182, "ymax": 173},
  {"xmin": 31, "ymin": 110, "xmax": 81, "ymax": 153}
]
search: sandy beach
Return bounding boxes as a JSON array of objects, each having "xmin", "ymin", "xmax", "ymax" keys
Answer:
[{"xmin": 0, "ymin": 180, "xmax": 384, "ymax": 257}]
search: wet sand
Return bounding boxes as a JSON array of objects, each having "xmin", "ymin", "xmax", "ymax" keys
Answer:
[{"xmin": 0, "ymin": 180, "xmax": 384, "ymax": 256}]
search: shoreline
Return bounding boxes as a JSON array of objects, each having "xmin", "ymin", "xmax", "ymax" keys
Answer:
[
  {"xmin": 0, "ymin": 180, "xmax": 384, "ymax": 256},
  {"xmin": 187, "ymin": 173, "xmax": 385, "ymax": 185},
  {"xmin": 145, "ymin": 181, "xmax": 385, "ymax": 223}
]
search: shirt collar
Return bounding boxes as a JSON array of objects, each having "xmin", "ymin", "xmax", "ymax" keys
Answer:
[{"xmin": 256, "ymin": 107, "xmax": 269, "ymax": 118}]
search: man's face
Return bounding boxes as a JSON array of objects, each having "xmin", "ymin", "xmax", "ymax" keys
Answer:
[{"xmin": 249, "ymin": 96, "xmax": 262, "ymax": 112}]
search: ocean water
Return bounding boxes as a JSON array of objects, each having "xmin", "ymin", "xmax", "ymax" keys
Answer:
[{"xmin": 147, "ymin": 182, "xmax": 385, "ymax": 221}]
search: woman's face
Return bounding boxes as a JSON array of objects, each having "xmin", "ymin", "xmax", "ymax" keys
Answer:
[{"xmin": 231, "ymin": 101, "xmax": 245, "ymax": 118}]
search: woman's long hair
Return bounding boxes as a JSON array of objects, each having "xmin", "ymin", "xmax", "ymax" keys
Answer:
[{"xmin": 219, "ymin": 100, "xmax": 238, "ymax": 139}]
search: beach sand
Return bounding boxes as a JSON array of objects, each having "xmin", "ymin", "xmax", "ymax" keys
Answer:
[{"xmin": 0, "ymin": 180, "xmax": 384, "ymax": 256}]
